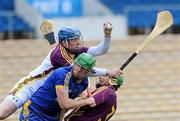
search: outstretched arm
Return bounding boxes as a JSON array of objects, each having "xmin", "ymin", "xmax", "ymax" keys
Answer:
[
  {"xmin": 88, "ymin": 67, "xmax": 123, "ymax": 78},
  {"xmin": 56, "ymin": 85, "xmax": 95, "ymax": 110},
  {"xmin": 87, "ymin": 22, "xmax": 113, "ymax": 56}
]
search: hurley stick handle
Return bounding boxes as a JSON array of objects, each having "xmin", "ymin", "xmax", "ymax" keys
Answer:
[{"xmin": 120, "ymin": 52, "xmax": 137, "ymax": 70}]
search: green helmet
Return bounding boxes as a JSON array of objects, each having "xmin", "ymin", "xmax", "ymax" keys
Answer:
[
  {"xmin": 112, "ymin": 75, "xmax": 124, "ymax": 90},
  {"xmin": 75, "ymin": 53, "xmax": 96, "ymax": 70},
  {"xmin": 116, "ymin": 75, "xmax": 124, "ymax": 88}
]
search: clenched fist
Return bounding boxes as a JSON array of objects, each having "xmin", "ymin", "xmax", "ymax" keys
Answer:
[
  {"xmin": 106, "ymin": 68, "xmax": 123, "ymax": 78},
  {"xmin": 104, "ymin": 21, "xmax": 113, "ymax": 37}
]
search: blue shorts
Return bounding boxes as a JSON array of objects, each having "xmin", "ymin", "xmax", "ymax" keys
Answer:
[{"xmin": 19, "ymin": 100, "xmax": 60, "ymax": 121}]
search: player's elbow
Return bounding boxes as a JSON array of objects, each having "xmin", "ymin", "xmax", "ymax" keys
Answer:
[
  {"xmin": 59, "ymin": 100, "xmax": 72, "ymax": 110},
  {"xmin": 59, "ymin": 103, "xmax": 70, "ymax": 110},
  {"xmin": 98, "ymin": 45, "xmax": 110, "ymax": 55},
  {"xmin": 101, "ymin": 48, "xmax": 108, "ymax": 54}
]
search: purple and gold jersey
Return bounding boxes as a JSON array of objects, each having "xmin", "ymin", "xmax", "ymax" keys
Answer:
[
  {"xmin": 50, "ymin": 44, "xmax": 89, "ymax": 69},
  {"xmin": 64, "ymin": 86, "xmax": 117, "ymax": 121},
  {"xmin": 29, "ymin": 44, "xmax": 88, "ymax": 79},
  {"xmin": 19, "ymin": 65, "xmax": 89, "ymax": 121}
]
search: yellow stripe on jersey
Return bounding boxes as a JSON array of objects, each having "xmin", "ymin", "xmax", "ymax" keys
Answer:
[
  {"xmin": 97, "ymin": 118, "xmax": 102, "ymax": 121},
  {"xmin": 14, "ymin": 70, "xmax": 53, "ymax": 96},
  {"xmin": 60, "ymin": 45, "xmax": 74, "ymax": 64},
  {"xmin": 56, "ymin": 85, "xmax": 64, "ymax": 89},
  {"xmin": 105, "ymin": 105, "xmax": 115, "ymax": 121},
  {"xmin": 62, "ymin": 45, "xmax": 75, "ymax": 63},
  {"xmin": 64, "ymin": 72, "xmax": 72, "ymax": 87},
  {"xmin": 22, "ymin": 99, "xmax": 31, "ymax": 119},
  {"xmin": 55, "ymin": 72, "xmax": 72, "ymax": 89}
]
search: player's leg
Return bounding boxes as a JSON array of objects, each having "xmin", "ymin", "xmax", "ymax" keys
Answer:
[
  {"xmin": 0, "ymin": 76, "xmax": 29, "ymax": 120},
  {"xmin": 0, "ymin": 96, "xmax": 17, "ymax": 120},
  {"xmin": 0, "ymin": 75, "xmax": 47, "ymax": 120}
]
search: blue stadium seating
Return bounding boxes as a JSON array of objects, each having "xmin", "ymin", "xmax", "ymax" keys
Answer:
[
  {"xmin": 0, "ymin": 0, "xmax": 14, "ymax": 11},
  {"xmin": 0, "ymin": 16, "xmax": 8, "ymax": 31},
  {"xmin": 99, "ymin": 0, "xmax": 180, "ymax": 27},
  {"xmin": 13, "ymin": 16, "xmax": 33, "ymax": 32},
  {"xmin": 0, "ymin": 15, "xmax": 33, "ymax": 32},
  {"xmin": 0, "ymin": 0, "xmax": 33, "ymax": 32},
  {"xmin": 127, "ymin": 10, "xmax": 158, "ymax": 27},
  {"xmin": 127, "ymin": 9, "xmax": 180, "ymax": 28},
  {"xmin": 100, "ymin": 0, "xmax": 180, "ymax": 14}
]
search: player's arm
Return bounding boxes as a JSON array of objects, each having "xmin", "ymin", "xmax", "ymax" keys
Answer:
[
  {"xmin": 88, "ymin": 67, "xmax": 123, "ymax": 78},
  {"xmin": 87, "ymin": 22, "xmax": 113, "ymax": 56},
  {"xmin": 56, "ymin": 85, "xmax": 96, "ymax": 110},
  {"xmin": 40, "ymin": 20, "xmax": 58, "ymax": 45}
]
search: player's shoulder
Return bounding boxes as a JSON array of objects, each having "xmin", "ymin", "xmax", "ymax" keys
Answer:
[
  {"xmin": 80, "ymin": 46, "xmax": 89, "ymax": 53},
  {"xmin": 105, "ymin": 86, "xmax": 116, "ymax": 96},
  {"xmin": 54, "ymin": 65, "xmax": 73, "ymax": 75}
]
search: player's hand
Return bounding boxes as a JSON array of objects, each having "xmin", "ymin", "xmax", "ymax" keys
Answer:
[
  {"xmin": 86, "ymin": 87, "xmax": 93, "ymax": 97},
  {"xmin": 106, "ymin": 68, "xmax": 123, "ymax": 78},
  {"xmin": 104, "ymin": 21, "xmax": 113, "ymax": 37},
  {"xmin": 86, "ymin": 97, "xmax": 96, "ymax": 107}
]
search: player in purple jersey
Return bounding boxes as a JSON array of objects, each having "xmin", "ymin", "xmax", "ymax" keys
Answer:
[
  {"xmin": 0, "ymin": 21, "xmax": 120, "ymax": 120},
  {"xmin": 64, "ymin": 75, "xmax": 124, "ymax": 121}
]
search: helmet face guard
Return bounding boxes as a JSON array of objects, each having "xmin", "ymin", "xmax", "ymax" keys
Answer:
[{"xmin": 110, "ymin": 76, "xmax": 124, "ymax": 90}]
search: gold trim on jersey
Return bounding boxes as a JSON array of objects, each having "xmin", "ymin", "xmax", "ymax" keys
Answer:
[
  {"xmin": 56, "ymin": 85, "xmax": 64, "ymax": 89},
  {"xmin": 22, "ymin": 99, "xmax": 31, "ymax": 120},
  {"xmin": 105, "ymin": 105, "xmax": 115, "ymax": 120},
  {"xmin": 64, "ymin": 72, "xmax": 72, "ymax": 87},
  {"xmin": 60, "ymin": 45, "xmax": 74, "ymax": 64},
  {"xmin": 55, "ymin": 72, "xmax": 72, "ymax": 90}
]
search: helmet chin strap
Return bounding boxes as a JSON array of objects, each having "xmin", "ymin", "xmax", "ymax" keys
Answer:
[
  {"xmin": 62, "ymin": 40, "xmax": 77, "ymax": 53},
  {"xmin": 109, "ymin": 78, "xmax": 113, "ymax": 85},
  {"xmin": 65, "ymin": 40, "xmax": 69, "ymax": 48}
]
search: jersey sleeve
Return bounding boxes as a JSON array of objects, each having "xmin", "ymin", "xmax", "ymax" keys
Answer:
[
  {"xmin": 55, "ymin": 71, "xmax": 72, "ymax": 89},
  {"xmin": 54, "ymin": 71, "xmax": 66, "ymax": 89},
  {"xmin": 86, "ymin": 37, "xmax": 111, "ymax": 56}
]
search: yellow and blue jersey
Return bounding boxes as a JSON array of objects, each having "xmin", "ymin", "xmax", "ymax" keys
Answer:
[{"xmin": 19, "ymin": 65, "xmax": 88, "ymax": 121}]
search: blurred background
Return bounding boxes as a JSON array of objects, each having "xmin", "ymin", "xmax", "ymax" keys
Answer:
[{"xmin": 0, "ymin": 0, "xmax": 180, "ymax": 121}]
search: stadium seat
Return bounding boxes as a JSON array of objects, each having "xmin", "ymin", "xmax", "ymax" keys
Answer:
[{"xmin": 0, "ymin": 0, "xmax": 14, "ymax": 11}]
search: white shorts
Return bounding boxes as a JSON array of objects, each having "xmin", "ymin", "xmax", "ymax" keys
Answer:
[{"xmin": 8, "ymin": 72, "xmax": 52, "ymax": 108}]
